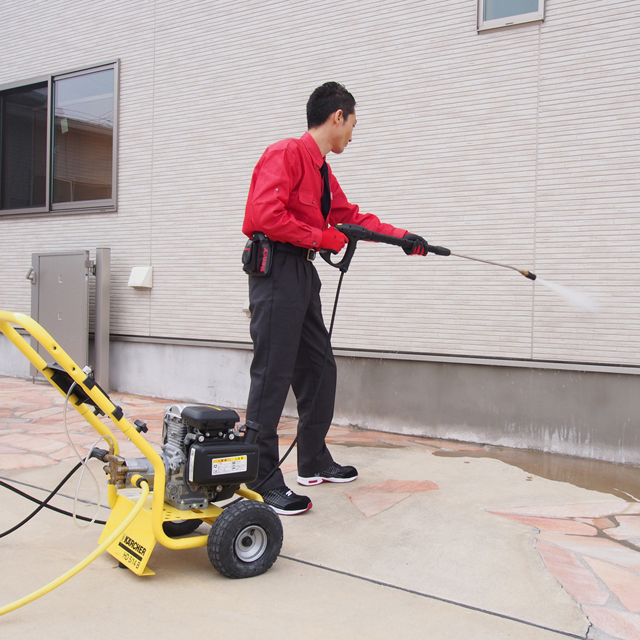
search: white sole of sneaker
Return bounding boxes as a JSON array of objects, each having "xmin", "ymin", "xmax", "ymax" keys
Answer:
[
  {"xmin": 297, "ymin": 475, "xmax": 358, "ymax": 486},
  {"xmin": 267, "ymin": 502, "xmax": 313, "ymax": 516}
]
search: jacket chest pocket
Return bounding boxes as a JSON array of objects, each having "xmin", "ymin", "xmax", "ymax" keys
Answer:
[{"xmin": 297, "ymin": 190, "xmax": 318, "ymax": 209}]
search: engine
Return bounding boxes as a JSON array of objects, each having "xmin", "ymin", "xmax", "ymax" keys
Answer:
[{"xmin": 119, "ymin": 404, "xmax": 261, "ymax": 510}]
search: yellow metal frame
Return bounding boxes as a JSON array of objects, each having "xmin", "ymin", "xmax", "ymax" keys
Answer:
[{"xmin": 0, "ymin": 311, "xmax": 262, "ymax": 575}]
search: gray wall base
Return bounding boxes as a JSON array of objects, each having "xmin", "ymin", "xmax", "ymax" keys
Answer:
[
  {"xmin": 109, "ymin": 339, "xmax": 253, "ymax": 409},
  {"xmin": 0, "ymin": 333, "xmax": 31, "ymax": 378},
  {"xmin": 2, "ymin": 334, "xmax": 639, "ymax": 465},
  {"xmin": 331, "ymin": 357, "xmax": 640, "ymax": 466}
]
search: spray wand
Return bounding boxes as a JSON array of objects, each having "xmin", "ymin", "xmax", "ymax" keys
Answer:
[
  {"xmin": 447, "ymin": 252, "xmax": 536, "ymax": 281},
  {"xmin": 322, "ymin": 223, "xmax": 537, "ymax": 281}
]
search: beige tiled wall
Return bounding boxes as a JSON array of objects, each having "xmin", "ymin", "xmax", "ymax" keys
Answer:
[{"xmin": 0, "ymin": 0, "xmax": 638, "ymax": 367}]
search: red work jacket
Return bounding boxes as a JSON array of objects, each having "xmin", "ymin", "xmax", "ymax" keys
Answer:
[{"xmin": 243, "ymin": 132, "xmax": 406, "ymax": 249}]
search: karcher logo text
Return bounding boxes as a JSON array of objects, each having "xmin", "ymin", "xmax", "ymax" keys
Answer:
[{"xmin": 122, "ymin": 535, "xmax": 147, "ymax": 557}]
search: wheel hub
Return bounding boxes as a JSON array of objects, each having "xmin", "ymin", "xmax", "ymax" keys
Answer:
[{"xmin": 234, "ymin": 525, "xmax": 268, "ymax": 563}]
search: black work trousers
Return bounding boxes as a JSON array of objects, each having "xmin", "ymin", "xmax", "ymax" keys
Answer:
[{"xmin": 246, "ymin": 247, "xmax": 336, "ymax": 492}]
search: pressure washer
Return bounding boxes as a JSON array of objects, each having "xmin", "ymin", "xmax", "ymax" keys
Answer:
[
  {"xmin": 0, "ymin": 224, "xmax": 537, "ymax": 614},
  {"xmin": 0, "ymin": 310, "xmax": 285, "ymax": 616}
]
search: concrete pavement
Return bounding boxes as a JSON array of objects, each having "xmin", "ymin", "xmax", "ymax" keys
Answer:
[{"xmin": 1, "ymin": 374, "xmax": 640, "ymax": 639}]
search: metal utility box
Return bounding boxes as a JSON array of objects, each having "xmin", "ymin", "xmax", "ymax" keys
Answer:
[{"xmin": 29, "ymin": 251, "xmax": 91, "ymax": 375}]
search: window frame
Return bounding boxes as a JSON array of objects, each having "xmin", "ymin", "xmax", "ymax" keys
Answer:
[
  {"xmin": 477, "ymin": 0, "xmax": 545, "ymax": 31},
  {"xmin": 0, "ymin": 61, "xmax": 119, "ymax": 218}
]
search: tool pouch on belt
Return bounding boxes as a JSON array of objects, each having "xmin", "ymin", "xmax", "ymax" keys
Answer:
[{"xmin": 242, "ymin": 232, "xmax": 273, "ymax": 276}]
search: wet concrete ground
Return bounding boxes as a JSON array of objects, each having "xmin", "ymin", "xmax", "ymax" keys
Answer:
[
  {"xmin": 434, "ymin": 448, "xmax": 640, "ymax": 503},
  {"xmin": 2, "ymin": 374, "xmax": 640, "ymax": 639}
]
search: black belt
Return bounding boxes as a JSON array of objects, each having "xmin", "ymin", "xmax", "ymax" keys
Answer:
[{"xmin": 275, "ymin": 242, "xmax": 316, "ymax": 261}]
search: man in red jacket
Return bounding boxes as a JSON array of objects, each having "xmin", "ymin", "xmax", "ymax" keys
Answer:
[{"xmin": 243, "ymin": 82, "xmax": 428, "ymax": 515}]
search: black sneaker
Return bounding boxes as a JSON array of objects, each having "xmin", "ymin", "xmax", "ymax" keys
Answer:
[
  {"xmin": 297, "ymin": 463, "xmax": 358, "ymax": 486},
  {"xmin": 261, "ymin": 485, "xmax": 312, "ymax": 515}
]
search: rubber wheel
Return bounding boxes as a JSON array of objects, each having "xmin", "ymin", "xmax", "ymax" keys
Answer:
[
  {"xmin": 162, "ymin": 518, "xmax": 203, "ymax": 537},
  {"xmin": 207, "ymin": 501, "xmax": 283, "ymax": 578}
]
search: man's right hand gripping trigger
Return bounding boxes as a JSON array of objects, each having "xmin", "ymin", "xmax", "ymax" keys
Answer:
[{"xmin": 320, "ymin": 226, "xmax": 348, "ymax": 254}]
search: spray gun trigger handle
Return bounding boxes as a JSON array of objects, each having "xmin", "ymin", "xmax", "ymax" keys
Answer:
[{"xmin": 320, "ymin": 235, "xmax": 359, "ymax": 272}]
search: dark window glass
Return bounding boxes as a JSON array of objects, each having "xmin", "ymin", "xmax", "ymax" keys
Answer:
[
  {"xmin": 0, "ymin": 84, "xmax": 48, "ymax": 210},
  {"xmin": 484, "ymin": 0, "xmax": 539, "ymax": 21},
  {"xmin": 52, "ymin": 68, "xmax": 114, "ymax": 204}
]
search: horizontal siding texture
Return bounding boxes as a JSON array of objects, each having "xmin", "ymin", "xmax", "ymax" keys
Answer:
[{"xmin": 0, "ymin": 0, "xmax": 638, "ymax": 366}]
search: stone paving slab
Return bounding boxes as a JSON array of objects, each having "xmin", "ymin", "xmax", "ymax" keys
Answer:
[{"xmin": 2, "ymin": 374, "xmax": 640, "ymax": 638}]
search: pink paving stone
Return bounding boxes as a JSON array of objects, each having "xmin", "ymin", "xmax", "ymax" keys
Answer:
[
  {"xmin": 536, "ymin": 533, "xmax": 640, "ymax": 572},
  {"xmin": 50, "ymin": 445, "xmax": 90, "ymax": 461},
  {"xmin": 17, "ymin": 406, "xmax": 67, "ymax": 420},
  {"xmin": 0, "ymin": 427, "xmax": 21, "ymax": 436},
  {"xmin": 30, "ymin": 425, "xmax": 84, "ymax": 436},
  {"xmin": 279, "ymin": 462, "xmax": 297, "ymax": 475},
  {"xmin": 490, "ymin": 513, "xmax": 597, "ymax": 536},
  {"xmin": 353, "ymin": 479, "xmax": 439, "ymax": 494},
  {"xmin": 0, "ymin": 453, "xmax": 58, "ymax": 470},
  {"xmin": 116, "ymin": 441, "xmax": 151, "ymax": 457},
  {"xmin": 324, "ymin": 426, "xmax": 353, "ymax": 434},
  {"xmin": 327, "ymin": 436, "xmax": 387, "ymax": 445},
  {"xmin": 0, "ymin": 401, "xmax": 45, "ymax": 412},
  {"xmin": 430, "ymin": 441, "xmax": 485, "ymax": 451},
  {"xmin": 582, "ymin": 607, "xmax": 640, "ymax": 640},
  {"xmin": 578, "ymin": 517, "xmax": 618, "ymax": 530},
  {"xmin": 491, "ymin": 502, "xmax": 640, "ymax": 519},
  {"xmin": 0, "ymin": 433, "xmax": 67, "ymax": 454},
  {"xmin": 346, "ymin": 491, "xmax": 411, "ymax": 517},
  {"xmin": 357, "ymin": 431, "xmax": 411, "ymax": 442},
  {"xmin": 535, "ymin": 540, "xmax": 609, "ymax": 605},
  {"xmin": 31, "ymin": 414, "xmax": 85, "ymax": 426},
  {"xmin": 406, "ymin": 437, "xmax": 441, "ymax": 447},
  {"xmin": 45, "ymin": 433, "xmax": 106, "ymax": 446},
  {"xmin": 607, "ymin": 517, "xmax": 640, "ymax": 543},
  {"xmin": 584, "ymin": 557, "xmax": 640, "ymax": 613},
  {"xmin": 0, "ymin": 444, "xmax": 22, "ymax": 454},
  {"xmin": 277, "ymin": 427, "xmax": 297, "ymax": 435}
]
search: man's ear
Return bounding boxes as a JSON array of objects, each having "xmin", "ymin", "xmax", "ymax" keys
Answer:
[{"xmin": 333, "ymin": 109, "xmax": 344, "ymax": 125}]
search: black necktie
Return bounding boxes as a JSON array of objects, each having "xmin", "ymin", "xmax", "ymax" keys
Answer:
[{"xmin": 320, "ymin": 161, "xmax": 331, "ymax": 219}]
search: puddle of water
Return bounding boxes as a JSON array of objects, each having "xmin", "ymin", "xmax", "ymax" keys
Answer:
[{"xmin": 433, "ymin": 446, "xmax": 640, "ymax": 502}]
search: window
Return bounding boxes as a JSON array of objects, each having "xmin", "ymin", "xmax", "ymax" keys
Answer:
[
  {"xmin": 478, "ymin": 0, "xmax": 544, "ymax": 31},
  {"xmin": 1, "ymin": 83, "xmax": 48, "ymax": 210},
  {"xmin": 0, "ymin": 62, "xmax": 117, "ymax": 216}
]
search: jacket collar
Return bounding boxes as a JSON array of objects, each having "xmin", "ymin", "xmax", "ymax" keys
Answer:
[{"xmin": 301, "ymin": 131, "xmax": 325, "ymax": 168}]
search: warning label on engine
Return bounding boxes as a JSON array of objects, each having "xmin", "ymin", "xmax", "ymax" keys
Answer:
[{"xmin": 211, "ymin": 455, "xmax": 248, "ymax": 476}]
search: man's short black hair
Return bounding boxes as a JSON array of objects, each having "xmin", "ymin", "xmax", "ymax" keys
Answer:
[{"xmin": 306, "ymin": 82, "xmax": 356, "ymax": 129}]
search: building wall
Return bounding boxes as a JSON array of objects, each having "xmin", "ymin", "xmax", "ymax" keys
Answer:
[{"xmin": 1, "ymin": 1, "xmax": 639, "ymax": 458}]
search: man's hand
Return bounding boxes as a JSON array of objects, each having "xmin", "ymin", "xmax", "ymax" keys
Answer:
[
  {"xmin": 403, "ymin": 233, "xmax": 429, "ymax": 256},
  {"xmin": 320, "ymin": 226, "xmax": 348, "ymax": 254}
]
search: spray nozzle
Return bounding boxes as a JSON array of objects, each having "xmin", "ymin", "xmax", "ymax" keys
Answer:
[{"xmin": 519, "ymin": 270, "xmax": 537, "ymax": 281}]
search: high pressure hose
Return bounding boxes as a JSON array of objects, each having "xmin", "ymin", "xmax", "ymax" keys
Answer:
[
  {"xmin": 0, "ymin": 477, "xmax": 150, "ymax": 617},
  {"xmin": 0, "ymin": 462, "xmax": 93, "ymax": 539}
]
